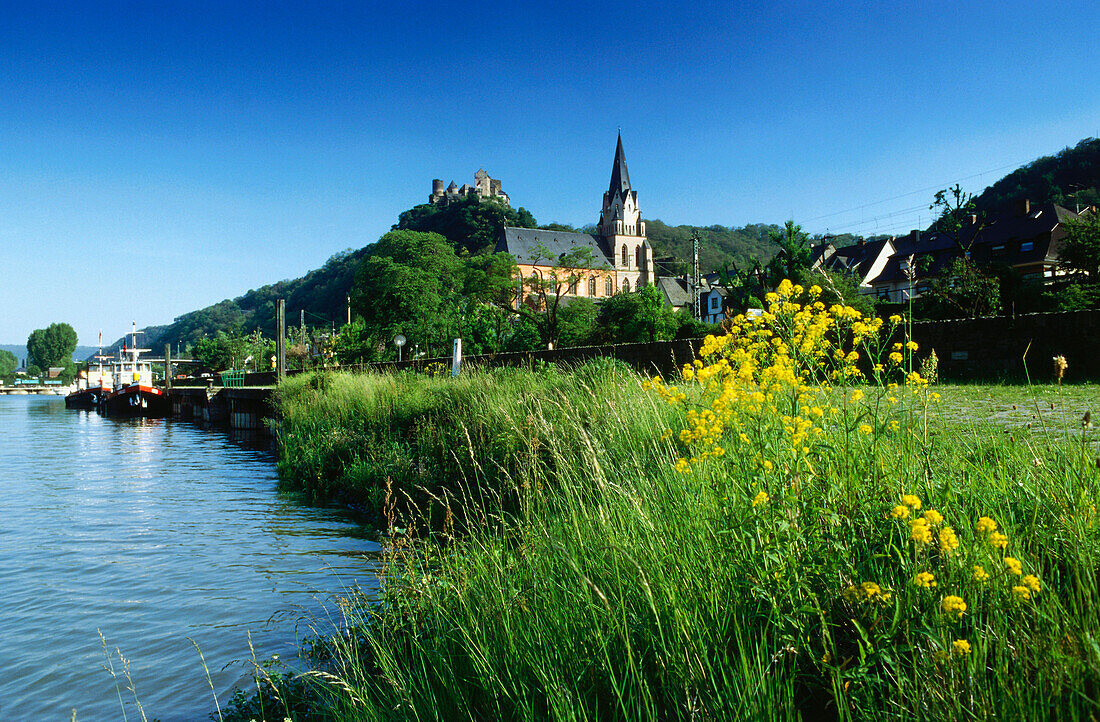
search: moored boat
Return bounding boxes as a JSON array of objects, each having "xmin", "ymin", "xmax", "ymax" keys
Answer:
[
  {"xmin": 65, "ymin": 341, "xmax": 114, "ymax": 410},
  {"xmin": 97, "ymin": 324, "xmax": 168, "ymax": 418}
]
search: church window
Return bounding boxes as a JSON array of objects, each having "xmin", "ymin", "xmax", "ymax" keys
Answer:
[
  {"xmin": 588, "ymin": 275, "xmax": 596, "ymax": 297},
  {"xmin": 622, "ymin": 278, "xmax": 631, "ymax": 293},
  {"xmin": 605, "ymin": 277, "xmax": 613, "ymax": 296},
  {"xmin": 621, "ymin": 245, "xmax": 628, "ymax": 267},
  {"xmin": 635, "ymin": 247, "xmax": 642, "ymax": 268},
  {"xmin": 568, "ymin": 277, "xmax": 578, "ymax": 295}
]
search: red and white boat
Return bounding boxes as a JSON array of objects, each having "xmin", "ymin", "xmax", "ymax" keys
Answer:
[
  {"xmin": 66, "ymin": 334, "xmax": 115, "ymax": 410},
  {"xmin": 98, "ymin": 324, "xmax": 168, "ymax": 418}
]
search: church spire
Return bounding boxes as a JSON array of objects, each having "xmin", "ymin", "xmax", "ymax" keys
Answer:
[{"xmin": 607, "ymin": 131, "xmax": 631, "ymax": 198}]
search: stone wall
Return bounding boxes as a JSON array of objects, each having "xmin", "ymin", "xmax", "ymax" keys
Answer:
[{"xmin": 909, "ymin": 310, "xmax": 1100, "ymax": 381}]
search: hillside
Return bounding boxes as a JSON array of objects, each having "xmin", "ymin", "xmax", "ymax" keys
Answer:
[
  {"xmin": 644, "ymin": 220, "xmax": 780, "ymax": 274},
  {"xmin": 121, "ymin": 248, "xmax": 370, "ymax": 353},
  {"xmin": 973, "ymin": 137, "xmax": 1100, "ymax": 216}
]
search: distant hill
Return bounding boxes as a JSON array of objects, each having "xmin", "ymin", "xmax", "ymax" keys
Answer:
[
  {"xmin": 396, "ymin": 196, "xmax": 538, "ymax": 254},
  {"xmin": 119, "ymin": 248, "xmax": 370, "ymax": 353},
  {"xmin": 0, "ymin": 344, "xmax": 99, "ymax": 367},
  {"xmin": 644, "ymin": 220, "xmax": 780, "ymax": 275},
  {"xmin": 973, "ymin": 137, "xmax": 1100, "ymax": 216}
]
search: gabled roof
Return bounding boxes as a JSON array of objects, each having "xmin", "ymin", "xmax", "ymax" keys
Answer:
[
  {"xmin": 497, "ymin": 227, "xmax": 614, "ymax": 269},
  {"xmin": 824, "ymin": 238, "xmax": 891, "ymax": 279},
  {"xmin": 607, "ymin": 131, "xmax": 631, "ymax": 199}
]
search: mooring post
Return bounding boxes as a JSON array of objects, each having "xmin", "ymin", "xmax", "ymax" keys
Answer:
[
  {"xmin": 276, "ymin": 299, "xmax": 286, "ymax": 384},
  {"xmin": 164, "ymin": 343, "xmax": 172, "ymax": 389}
]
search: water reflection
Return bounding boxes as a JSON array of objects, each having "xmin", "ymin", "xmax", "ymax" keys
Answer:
[{"xmin": 0, "ymin": 396, "xmax": 378, "ymax": 721}]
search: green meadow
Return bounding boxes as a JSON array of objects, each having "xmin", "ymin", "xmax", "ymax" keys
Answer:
[{"xmin": 214, "ymin": 359, "xmax": 1100, "ymax": 721}]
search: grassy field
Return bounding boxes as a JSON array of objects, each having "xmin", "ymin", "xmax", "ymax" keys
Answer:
[{"xmin": 229, "ymin": 290, "xmax": 1100, "ymax": 721}]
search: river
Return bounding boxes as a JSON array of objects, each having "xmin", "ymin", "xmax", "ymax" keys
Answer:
[{"xmin": 0, "ymin": 396, "xmax": 379, "ymax": 720}]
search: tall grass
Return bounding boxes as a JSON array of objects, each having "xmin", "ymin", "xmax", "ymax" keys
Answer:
[{"xmin": 241, "ymin": 345, "xmax": 1100, "ymax": 719}]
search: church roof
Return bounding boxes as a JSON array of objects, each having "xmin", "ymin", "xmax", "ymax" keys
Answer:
[
  {"xmin": 497, "ymin": 227, "xmax": 614, "ymax": 269},
  {"xmin": 607, "ymin": 131, "xmax": 631, "ymax": 198}
]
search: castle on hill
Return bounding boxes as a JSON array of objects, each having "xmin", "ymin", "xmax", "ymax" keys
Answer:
[{"xmin": 429, "ymin": 169, "xmax": 509, "ymax": 208}]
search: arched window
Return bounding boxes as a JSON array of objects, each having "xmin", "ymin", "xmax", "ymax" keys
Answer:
[
  {"xmin": 605, "ymin": 277, "xmax": 613, "ymax": 296},
  {"xmin": 621, "ymin": 244, "xmax": 628, "ymax": 267},
  {"xmin": 568, "ymin": 277, "xmax": 578, "ymax": 295},
  {"xmin": 588, "ymin": 275, "xmax": 596, "ymax": 297},
  {"xmin": 622, "ymin": 278, "xmax": 631, "ymax": 293},
  {"xmin": 635, "ymin": 246, "xmax": 642, "ymax": 268}
]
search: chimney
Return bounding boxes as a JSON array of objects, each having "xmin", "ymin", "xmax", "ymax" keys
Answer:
[
  {"xmin": 1016, "ymin": 198, "xmax": 1031, "ymax": 216},
  {"xmin": 909, "ymin": 229, "xmax": 920, "ymax": 244}
]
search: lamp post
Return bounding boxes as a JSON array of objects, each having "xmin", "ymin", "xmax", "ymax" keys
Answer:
[{"xmin": 394, "ymin": 334, "xmax": 406, "ymax": 363}]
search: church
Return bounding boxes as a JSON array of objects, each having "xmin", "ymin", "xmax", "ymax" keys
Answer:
[{"xmin": 496, "ymin": 133, "xmax": 656, "ymax": 300}]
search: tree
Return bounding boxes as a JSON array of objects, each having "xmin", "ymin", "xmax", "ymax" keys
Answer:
[
  {"xmin": 930, "ymin": 184, "xmax": 984, "ymax": 252},
  {"xmin": 513, "ymin": 242, "xmax": 599, "ymax": 348},
  {"xmin": 27, "ymin": 322, "xmax": 78, "ymax": 370},
  {"xmin": 766, "ymin": 220, "xmax": 812, "ymax": 285},
  {"xmin": 1059, "ymin": 212, "xmax": 1100, "ymax": 279},
  {"xmin": 0, "ymin": 349, "xmax": 16, "ymax": 376},
  {"xmin": 923, "ymin": 258, "xmax": 1001, "ymax": 318},
  {"xmin": 593, "ymin": 285, "xmax": 677, "ymax": 344},
  {"xmin": 350, "ymin": 230, "xmax": 466, "ymax": 358}
]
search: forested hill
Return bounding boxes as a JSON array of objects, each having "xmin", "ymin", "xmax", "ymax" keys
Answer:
[
  {"xmin": 973, "ymin": 137, "xmax": 1100, "ymax": 216},
  {"xmin": 118, "ymin": 247, "xmax": 370, "ymax": 354},
  {"xmin": 644, "ymin": 220, "xmax": 780, "ymax": 274}
]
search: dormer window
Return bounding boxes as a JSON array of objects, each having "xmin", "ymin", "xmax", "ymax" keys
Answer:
[
  {"xmin": 991, "ymin": 244, "xmax": 1006, "ymax": 255},
  {"xmin": 1020, "ymin": 241, "xmax": 1034, "ymax": 252}
]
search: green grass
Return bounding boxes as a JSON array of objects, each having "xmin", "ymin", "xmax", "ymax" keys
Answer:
[{"xmin": 228, "ymin": 363, "xmax": 1100, "ymax": 721}]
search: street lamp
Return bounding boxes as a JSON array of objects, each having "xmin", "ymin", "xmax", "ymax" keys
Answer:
[{"xmin": 393, "ymin": 334, "xmax": 406, "ymax": 362}]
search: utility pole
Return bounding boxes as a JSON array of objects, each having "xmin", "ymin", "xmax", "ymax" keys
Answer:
[
  {"xmin": 300, "ymin": 309, "xmax": 305, "ymax": 339},
  {"xmin": 691, "ymin": 231, "xmax": 702, "ymax": 322},
  {"xmin": 164, "ymin": 344, "xmax": 171, "ymax": 389},
  {"xmin": 346, "ymin": 295, "xmax": 351, "ymax": 326},
  {"xmin": 276, "ymin": 299, "xmax": 286, "ymax": 385}
]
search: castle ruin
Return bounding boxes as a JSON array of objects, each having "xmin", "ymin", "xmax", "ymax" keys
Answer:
[{"xmin": 429, "ymin": 168, "xmax": 509, "ymax": 207}]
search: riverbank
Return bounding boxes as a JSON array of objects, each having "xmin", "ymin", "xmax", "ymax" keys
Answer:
[
  {"xmin": 217, "ymin": 348, "xmax": 1100, "ymax": 721},
  {"xmin": 239, "ymin": 278, "xmax": 1100, "ymax": 720}
]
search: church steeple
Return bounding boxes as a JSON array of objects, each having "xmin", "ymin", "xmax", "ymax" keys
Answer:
[
  {"xmin": 607, "ymin": 131, "xmax": 631, "ymax": 198},
  {"xmin": 599, "ymin": 132, "xmax": 642, "ymax": 238}
]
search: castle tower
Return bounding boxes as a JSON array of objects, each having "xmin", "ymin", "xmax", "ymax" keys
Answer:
[{"xmin": 599, "ymin": 132, "xmax": 653, "ymax": 288}]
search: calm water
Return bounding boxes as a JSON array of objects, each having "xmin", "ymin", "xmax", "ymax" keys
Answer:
[{"xmin": 0, "ymin": 396, "xmax": 379, "ymax": 720}]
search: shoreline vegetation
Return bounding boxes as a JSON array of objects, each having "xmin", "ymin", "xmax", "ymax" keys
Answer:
[{"xmin": 223, "ymin": 282, "xmax": 1100, "ymax": 721}]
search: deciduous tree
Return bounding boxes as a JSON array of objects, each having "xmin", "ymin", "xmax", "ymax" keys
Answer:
[{"xmin": 26, "ymin": 322, "xmax": 77, "ymax": 370}]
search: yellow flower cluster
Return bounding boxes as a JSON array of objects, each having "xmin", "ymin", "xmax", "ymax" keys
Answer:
[
  {"xmin": 941, "ymin": 595, "xmax": 966, "ymax": 618},
  {"xmin": 844, "ymin": 580, "xmax": 892, "ymax": 604},
  {"xmin": 914, "ymin": 571, "xmax": 937, "ymax": 588},
  {"xmin": 752, "ymin": 490, "xmax": 769, "ymax": 507}
]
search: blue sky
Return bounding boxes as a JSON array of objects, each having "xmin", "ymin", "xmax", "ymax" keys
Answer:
[{"xmin": 1, "ymin": 1, "xmax": 1098, "ymax": 344}]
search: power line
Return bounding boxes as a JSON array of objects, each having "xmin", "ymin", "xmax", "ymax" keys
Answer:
[{"xmin": 803, "ymin": 156, "xmax": 1036, "ymax": 225}]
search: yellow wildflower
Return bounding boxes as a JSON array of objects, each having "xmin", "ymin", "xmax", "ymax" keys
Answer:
[
  {"xmin": 910, "ymin": 521, "xmax": 933, "ymax": 544},
  {"xmin": 941, "ymin": 595, "xmax": 966, "ymax": 618},
  {"xmin": 1004, "ymin": 557, "xmax": 1023, "ymax": 576},
  {"xmin": 901, "ymin": 494, "xmax": 922, "ymax": 509},
  {"xmin": 858, "ymin": 424, "xmax": 873, "ymax": 434},
  {"xmin": 761, "ymin": 459, "xmax": 773, "ymax": 471},
  {"xmin": 973, "ymin": 565, "xmax": 990, "ymax": 582},
  {"xmin": 891, "ymin": 505, "xmax": 910, "ymax": 519},
  {"xmin": 914, "ymin": 572, "xmax": 936, "ymax": 588},
  {"xmin": 922, "ymin": 509, "xmax": 944, "ymax": 526},
  {"xmin": 938, "ymin": 526, "xmax": 959, "ymax": 553},
  {"xmin": 975, "ymin": 517, "xmax": 997, "ymax": 534},
  {"xmin": 752, "ymin": 491, "xmax": 769, "ymax": 507},
  {"xmin": 889, "ymin": 352, "xmax": 904, "ymax": 364},
  {"xmin": 849, "ymin": 389, "xmax": 864, "ymax": 403},
  {"xmin": 1021, "ymin": 574, "xmax": 1041, "ymax": 593},
  {"xmin": 989, "ymin": 532, "xmax": 1008, "ymax": 549},
  {"xmin": 889, "ymin": 314, "xmax": 902, "ymax": 324},
  {"xmin": 675, "ymin": 458, "xmax": 691, "ymax": 474},
  {"xmin": 952, "ymin": 639, "xmax": 972, "ymax": 656},
  {"xmin": 1012, "ymin": 585, "xmax": 1031, "ymax": 602},
  {"xmin": 905, "ymin": 340, "xmax": 919, "ymax": 351}
]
